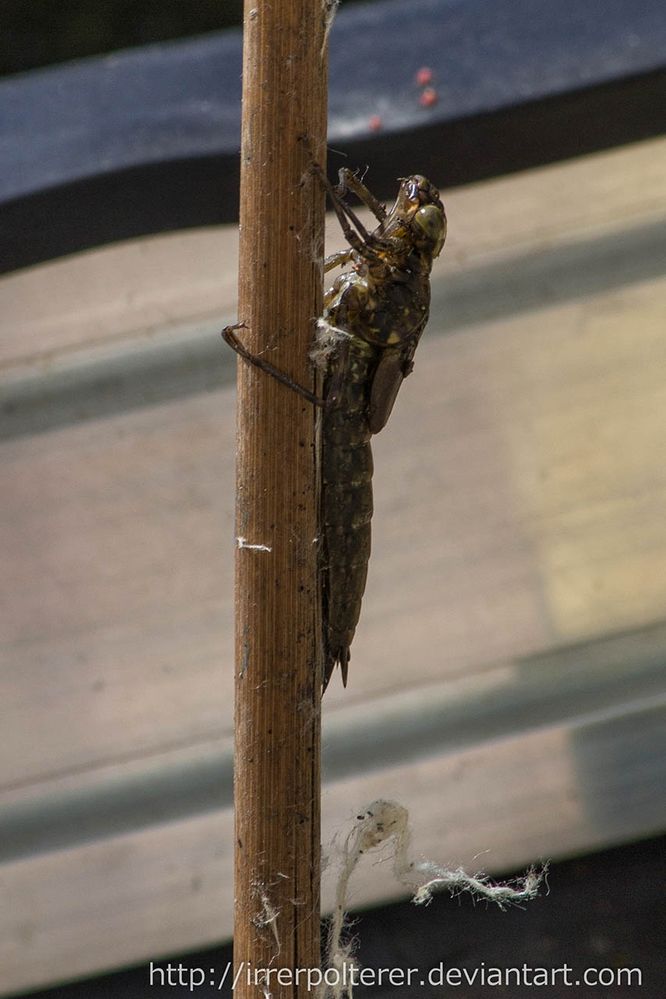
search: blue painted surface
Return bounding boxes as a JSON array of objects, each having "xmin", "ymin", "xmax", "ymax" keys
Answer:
[{"xmin": 0, "ymin": 0, "xmax": 664, "ymax": 269}]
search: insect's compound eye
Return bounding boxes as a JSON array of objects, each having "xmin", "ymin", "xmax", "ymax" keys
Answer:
[
  {"xmin": 411, "ymin": 175, "xmax": 437, "ymax": 202},
  {"xmin": 413, "ymin": 204, "xmax": 447, "ymax": 257},
  {"xmin": 403, "ymin": 177, "xmax": 421, "ymax": 202}
]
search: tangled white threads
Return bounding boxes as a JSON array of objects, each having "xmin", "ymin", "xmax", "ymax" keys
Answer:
[
  {"xmin": 321, "ymin": 800, "xmax": 545, "ymax": 999},
  {"xmin": 257, "ymin": 891, "xmax": 281, "ymax": 953},
  {"xmin": 321, "ymin": 0, "xmax": 340, "ymax": 57},
  {"xmin": 251, "ymin": 886, "xmax": 281, "ymax": 958}
]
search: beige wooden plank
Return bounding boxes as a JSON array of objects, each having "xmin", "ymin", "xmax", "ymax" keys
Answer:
[
  {"xmin": 2, "ymin": 267, "xmax": 666, "ymax": 788},
  {"xmin": 2, "ymin": 619, "xmax": 663, "ymax": 862},
  {"xmin": 2, "ymin": 136, "xmax": 665, "ymax": 372},
  {"xmin": 0, "ymin": 228, "xmax": 240, "ymax": 370},
  {"xmin": 1, "ymin": 394, "xmax": 235, "ymax": 786},
  {"xmin": 1, "ymin": 698, "xmax": 663, "ymax": 996},
  {"xmin": 2, "ymin": 270, "xmax": 665, "ymax": 788}
]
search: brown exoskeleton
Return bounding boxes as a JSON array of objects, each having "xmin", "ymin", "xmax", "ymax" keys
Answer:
[{"xmin": 224, "ymin": 166, "xmax": 446, "ymax": 690}]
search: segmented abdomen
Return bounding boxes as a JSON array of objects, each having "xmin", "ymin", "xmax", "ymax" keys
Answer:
[{"xmin": 321, "ymin": 338, "xmax": 376, "ymax": 688}]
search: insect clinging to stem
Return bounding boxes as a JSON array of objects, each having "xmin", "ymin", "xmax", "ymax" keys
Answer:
[{"xmin": 224, "ymin": 162, "xmax": 447, "ymax": 691}]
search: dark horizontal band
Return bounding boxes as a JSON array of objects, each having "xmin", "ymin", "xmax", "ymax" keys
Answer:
[{"xmin": 1, "ymin": 0, "xmax": 664, "ymax": 273}]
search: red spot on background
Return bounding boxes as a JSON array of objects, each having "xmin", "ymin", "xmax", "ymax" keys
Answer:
[{"xmin": 415, "ymin": 66, "xmax": 433, "ymax": 87}]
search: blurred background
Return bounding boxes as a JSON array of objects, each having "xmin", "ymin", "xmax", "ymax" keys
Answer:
[
  {"xmin": 1, "ymin": 1, "xmax": 665, "ymax": 996},
  {"xmin": 0, "ymin": 1, "xmax": 244, "ymax": 76}
]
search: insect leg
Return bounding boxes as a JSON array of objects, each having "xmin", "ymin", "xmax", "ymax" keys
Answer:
[
  {"xmin": 336, "ymin": 168, "xmax": 387, "ymax": 223},
  {"xmin": 325, "ymin": 194, "xmax": 374, "ymax": 257},
  {"xmin": 222, "ymin": 323, "xmax": 324, "ymax": 406},
  {"xmin": 324, "ymin": 249, "xmax": 355, "ymax": 272},
  {"xmin": 312, "ymin": 163, "xmax": 384, "ymax": 257}
]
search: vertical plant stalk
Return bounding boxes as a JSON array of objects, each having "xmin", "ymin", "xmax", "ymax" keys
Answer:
[{"xmin": 233, "ymin": 1, "xmax": 327, "ymax": 996}]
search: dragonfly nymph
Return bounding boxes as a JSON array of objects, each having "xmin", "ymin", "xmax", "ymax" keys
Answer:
[{"xmin": 224, "ymin": 167, "xmax": 447, "ymax": 691}]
